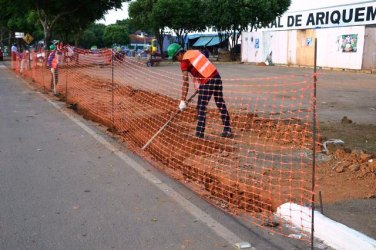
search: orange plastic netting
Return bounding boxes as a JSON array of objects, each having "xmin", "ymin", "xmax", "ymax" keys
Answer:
[{"xmin": 12, "ymin": 47, "xmax": 318, "ymax": 240}]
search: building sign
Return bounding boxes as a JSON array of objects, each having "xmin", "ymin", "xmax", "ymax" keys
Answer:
[
  {"xmin": 15, "ymin": 32, "xmax": 24, "ymax": 38},
  {"xmin": 260, "ymin": 2, "xmax": 376, "ymax": 31}
]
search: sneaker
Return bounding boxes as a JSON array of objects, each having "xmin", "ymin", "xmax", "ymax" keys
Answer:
[
  {"xmin": 221, "ymin": 131, "xmax": 234, "ymax": 138},
  {"xmin": 67, "ymin": 103, "xmax": 78, "ymax": 110},
  {"xmin": 195, "ymin": 132, "xmax": 204, "ymax": 139}
]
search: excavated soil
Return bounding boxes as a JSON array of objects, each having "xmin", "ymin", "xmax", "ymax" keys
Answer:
[{"xmin": 25, "ymin": 66, "xmax": 376, "ymax": 228}]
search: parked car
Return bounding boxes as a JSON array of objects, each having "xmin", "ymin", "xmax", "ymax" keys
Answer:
[
  {"xmin": 90, "ymin": 45, "xmax": 98, "ymax": 53},
  {"xmin": 0, "ymin": 48, "xmax": 3, "ymax": 61}
]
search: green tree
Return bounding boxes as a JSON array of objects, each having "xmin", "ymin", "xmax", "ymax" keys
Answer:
[
  {"xmin": 25, "ymin": 11, "xmax": 45, "ymax": 43},
  {"xmin": 153, "ymin": 0, "xmax": 206, "ymax": 45},
  {"xmin": 129, "ymin": 0, "xmax": 171, "ymax": 54},
  {"xmin": 116, "ymin": 19, "xmax": 138, "ymax": 35},
  {"xmin": 204, "ymin": 0, "xmax": 290, "ymax": 59},
  {"xmin": 89, "ymin": 23, "xmax": 106, "ymax": 48},
  {"xmin": 79, "ymin": 23, "xmax": 106, "ymax": 48},
  {"xmin": 0, "ymin": 1, "xmax": 37, "ymax": 48},
  {"xmin": 0, "ymin": 0, "xmax": 125, "ymax": 49},
  {"xmin": 103, "ymin": 24, "xmax": 130, "ymax": 47},
  {"xmin": 240, "ymin": 0, "xmax": 291, "ymax": 30},
  {"xmin": 0, "ymin": 1, "xmax": 19, "ymax": 47},
  {"xmin": 81, "ymin": 30, "xmax": 96, "ymax": 49},
  {"xmin": 128, "ymin": 0, "xmax": 154, "ymax": 35}
]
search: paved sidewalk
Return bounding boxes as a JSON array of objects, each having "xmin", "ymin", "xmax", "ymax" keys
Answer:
[{"xmin": 0, "ymin": 63, "xmax": 311, "ymax": 249}]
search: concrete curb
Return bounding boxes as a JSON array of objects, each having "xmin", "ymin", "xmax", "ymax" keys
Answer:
[{"xmin": 276, "ymin": 202, "xmax": 376, "ymax": 250}]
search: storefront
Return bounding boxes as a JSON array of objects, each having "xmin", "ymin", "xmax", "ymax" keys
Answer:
[{"xmin": 241, "ymin": 1, "xmax": 376, "ymax": 70}]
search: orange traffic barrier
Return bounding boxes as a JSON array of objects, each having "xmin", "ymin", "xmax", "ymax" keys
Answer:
[{"xmin": 13, "ymin": 48, "xmax": 320, "ymax": 243}]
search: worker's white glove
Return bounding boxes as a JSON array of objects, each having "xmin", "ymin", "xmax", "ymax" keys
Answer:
[{"xmin": 179, "ymin": 100, "xmax": 187, "ymax": 111}]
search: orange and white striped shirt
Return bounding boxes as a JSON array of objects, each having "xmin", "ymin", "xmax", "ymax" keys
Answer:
[{"xmin": 181, "ymin": 50, "xmax": 218, "ymax": 84}]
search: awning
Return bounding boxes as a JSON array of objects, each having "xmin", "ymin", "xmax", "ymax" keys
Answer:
[
  {"xmin": 188, "ymin": 34, "xmax": 202, "ymax": 40},
  {"xmin": 206, "ymin": 36, "xmax": 222, "ymax": 46},
  {"xmin": 193, "ymin": 36, "xmax": 213, "ymax": 47}
]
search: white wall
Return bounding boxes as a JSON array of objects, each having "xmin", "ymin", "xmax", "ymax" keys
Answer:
[
  {"xmin": 316, "ymin": 26, "xmax": 365, "ymax": 69},
  {"xmin": 242, "ymin": 26, "xmax": 366, "ymax": 69},
  {"xmin": 241, "ymin": 32, "xmax": 264, "ymax": 63},
  {"xmin": 264, "ymin": 31, "xmax": 289, "ymax": 65},
  {"xmin": 242, "ymin": 31, "xmax": 291, "ymax": 65},
  {"xmin": 287, "ymin": 30, "xmax": 297, "ymax": 65}
]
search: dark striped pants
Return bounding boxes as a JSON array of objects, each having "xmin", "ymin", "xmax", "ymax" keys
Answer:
[{"xmin": 196, "ymin": 74, "xmax": 231, "ymax": 137}]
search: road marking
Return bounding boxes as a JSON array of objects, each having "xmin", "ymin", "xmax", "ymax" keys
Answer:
[{"xmin": 19, "ymin": 78, "xmax": 250, "ymax": 248}]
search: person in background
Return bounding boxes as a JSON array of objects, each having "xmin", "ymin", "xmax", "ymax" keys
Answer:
[
  {"xmin": 47, "ymin": 42, "xmax": 62, "ymax": 95},
  {"xmin": 19, "ymin": 50, "xmax": 29, "ymax": 76},
  {"xmin": 11, "ymin": 43, "xmax": 18, "ymax": 60},
  {"xmin": 65, "ymin": 44, "xmax": 75, "ymax": 63},
  {"xmin": 167, "ymin": 43, "xmax": 232, "ymax": 139},
  {"xmin": 11, "ymin": 43, "xmax": 18, "ymax": 69},
  {"xmin": 202, "ymin": 46, "xmax": 210, "ymax": 58}
]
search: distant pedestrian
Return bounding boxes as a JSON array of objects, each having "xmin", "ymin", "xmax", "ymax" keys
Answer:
[
  {"xmin": 19, "ymin": 50, "xmax": 29, "ymax": 76},
  {"xmin": 47, "ymin": 42, "xmax": 62, "ymax": 95},
  {"xmin": 11, "ymin": 44, "xmax": 18, "ymax": 69},
  {"xmin": 202, "ymin": 47, "xmax": 209, "ymax": 58},
  {"xmin": 11, "ymin": 44, "xmax": 17, "ymax": 60}
]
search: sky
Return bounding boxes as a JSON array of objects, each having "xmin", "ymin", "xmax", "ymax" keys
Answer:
[
  {"xmin": 97, "ymin": 0, "xmax": 367, "ymax": 25},
  {"xmin": 97, "ymin": 2, "xmax": 130, "ymax": 25}
]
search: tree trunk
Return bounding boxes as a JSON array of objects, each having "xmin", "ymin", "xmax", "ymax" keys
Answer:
[
  {"xmin": 44, "ymin": 29, "xmax": 52, "ymax": 50},
  {"xmin": 156, "ymin": 29, "xmax": 165, "ymax": 57},
  {"xmin": 74, "ymin": 31, "xmax": 81, "ymax": 47},
  {"xmin": 230, "ymin": 31, "xmax": 239, "ymax": 61},
  {"xmin": 40, "ymin": 18, "xmax": 52, "ymax": 50},
  {"xmin": 182, "ymin": 33, "xmax": 188, "ymax": 49},
  {"xmin": 175, "ymin": 29, "xmax": 184, "ymax": 46},
  {"xmin": 8, "ymin": 30, "xmax": 12, "ymax": 54},
  {"xmin": 0, "ymin": 29, "xmax": 3, "ymax": 47}
]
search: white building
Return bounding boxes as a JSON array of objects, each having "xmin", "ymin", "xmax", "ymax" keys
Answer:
[{"xmin": 241, "ymin": 1, "xmax": 376, "ymax": 70}]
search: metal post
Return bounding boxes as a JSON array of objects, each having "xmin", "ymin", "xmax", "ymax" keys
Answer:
[
  {"xmin": 42, "ymin": 53, "xmax": 45, "ymax": 92},
  {"xmin": 319, "ymin": 191, "xmax": 324, "ymax": 214},
  {"xmin": 65, "ymin": 67, "xmax": 68, "ymax": 103},
  {"xmin": 28, "ymin": 47, "xmax": 31, "ymax": 70},
  {"xmin": 311, "ymin": 38, "xmax": 318, "ymax": 250},
  {"xmin": 111, "ymin": 50, "xmax": 115, "ymax": 131}
]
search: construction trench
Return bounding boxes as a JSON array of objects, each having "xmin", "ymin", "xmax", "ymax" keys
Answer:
[
  {"xmin": 55, "ymin": 68, "xmax": 315, "ymax": 218},
  {"xmin": 17, "ymin": 55, "xmax": 376, "ymax": 239}
]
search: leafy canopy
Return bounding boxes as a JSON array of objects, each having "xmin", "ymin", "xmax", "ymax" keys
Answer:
[
  {"xmin": 0, "ymin": 0, "xmax": 126, "ymax": 47},
  {"xmin": 103, "ymin": 24, "xmax": 130, "ymax": 46}
]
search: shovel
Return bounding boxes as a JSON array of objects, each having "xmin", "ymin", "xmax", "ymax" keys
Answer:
[{"xmin": 142, "ymin": 90, "xmax": 198, "ymax": 150}]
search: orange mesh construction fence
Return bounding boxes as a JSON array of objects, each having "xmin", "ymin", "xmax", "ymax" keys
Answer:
[{"xmin": 13, "ymin": 47, "xmax": 319, "ymax": 242}]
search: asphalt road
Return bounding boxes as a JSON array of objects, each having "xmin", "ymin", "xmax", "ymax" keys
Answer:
[{"xmin": 0, "ymin": 63, "xmax": 313, "ymax": 249}]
